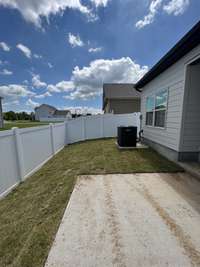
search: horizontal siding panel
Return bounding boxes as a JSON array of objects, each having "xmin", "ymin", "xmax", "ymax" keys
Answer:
[
  {"xmin": 166, "ymin": 117, "xmax": 180, "ymax": 123},
  {"xmin": 141, "ymin": 44, "xmax": 200, "ymax": 153},
  {"xmin": 187, "ymin": 107, "xmax": 200, "ymax": 112},
  {"xmin": 144, "ymin": 127, "xmax": 179, "ymax": 140},
  {"xmin": 168, "ymin": 88, "xmax": 183, "ymax": 98},
  {"xmin": 184, "ymin": 127, "xmax": 200, "ymax": 134},
  {"xmin": 183, "ymin": 136, "xmax": 200, "ymax": 141},
  {"xmin": 167, "ymin": 111, "xmax": 181, "ymax": 117},
  {"xmin": 168, "ymin": 95, "xmax": 183, "ymax": 104},
  {"xmin": 185, "ymin": 112, "xmax": 200, "ymax": 119},
  {"xmin": 144, "ymin": 133, "xmax": 178, "ymax": 150},
  {"xmin": 184, "ymin": 117, "xmax": 200, "ymax": 123},
  {"xmin": 144, "ymin": 130, "xmax": 178, "ymax": 141},
  {"xmin": 167, "ymin": 106, "xmax": 181, "ymax": 112},
  {"xmin": 181, "ymin": 146, "xmax": 199, "ymax": 152},
  {"xmin": 144, "ymin": 131, "xmax": 178, "ymax": 144},
  {"xmin": 165, "ymin": 128, "xmax": 179, "ymax": 134}
]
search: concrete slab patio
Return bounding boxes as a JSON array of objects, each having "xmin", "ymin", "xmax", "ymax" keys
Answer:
[{"xmin": 45, "ymin": 173, "xmax": 200, "ymax": 267}]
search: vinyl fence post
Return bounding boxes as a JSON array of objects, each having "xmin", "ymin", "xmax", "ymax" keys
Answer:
[
  {"xmin": 101, "ymin": 115, "xmax": 104, "ymax": 138},
  {"xmin": 50, "ymin": 123, "xmax": 55, "ymax": 155},
  {"xmin": 65, "ymin": 121, "xmax": 68, "ymax": 145},
  {"xmin": 82, "ymin": 117, "xmax": 86, "ymax": 141},
  {"xmin": 12, "ymin": 127, "xmax": 25, "ymax": 181}
]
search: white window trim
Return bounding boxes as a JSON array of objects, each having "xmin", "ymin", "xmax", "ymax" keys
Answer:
[{"xmin": 145, "ymin": 88, "xmax": 168, "ymax": 129}]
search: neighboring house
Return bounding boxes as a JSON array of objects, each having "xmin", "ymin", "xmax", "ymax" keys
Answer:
[
  {"xmin": 135, "ymin": 21, "xmax": 200, "ymax": 162},
  {"xmin": 0, "ymin": 97, "xmax": 3, "ymax": 128},
  {"xmin": 103, "ymin": 83, "xmax": 141, "ymax": 114},
  {"xmin": 53, "ymin": 110, "xmax": 72, "ymax": 119},
  {"xmin": 35, "ymin": 104, "xmax": 71, "ymax": 121}
]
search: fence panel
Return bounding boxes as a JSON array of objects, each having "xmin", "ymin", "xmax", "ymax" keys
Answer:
[
  {"xmin": 103, "ymin": 113, "xmax": 140, "ymax": 137},
  {"xmin": 53, "ymin": 123, "xmax": 66, "ymax": 152},
  {"xmin": 20, "ymin": 126, "xmax": 52, "ymax": 177},
  {"xmin": 0, "ymin": 113, "xmax": 140, "ymax": 198},
  {"xmin": 85, "ymin": 115, "xmax": 103, "ymax": 140},
  {"xmin": 66, "ymin": 117, "xmax": 84, "ymax": 144},
  {"xmin": 0, "ymin": 131, "xmax": 20, "ymax": 197}
]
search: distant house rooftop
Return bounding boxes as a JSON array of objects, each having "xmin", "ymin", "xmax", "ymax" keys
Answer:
[
  {"xmin": 102, "ymin": 83, "xmax": 141, "ymax": 114},
  {"xmin": 35, "ymin": 104, "xmax": 56, "ymax": 111},
  {"xmin": 103, "ymin": 83, "xmax": 140, "ymax": 110}
]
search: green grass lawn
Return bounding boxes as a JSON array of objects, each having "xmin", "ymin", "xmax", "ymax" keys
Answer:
[
  {"xmin": 0, "ymin": 139, "xmax": 183, "ymax": 267},
  {"xmin": 0, "ymin": 121, "xmax": 49, "ymax": 131}
]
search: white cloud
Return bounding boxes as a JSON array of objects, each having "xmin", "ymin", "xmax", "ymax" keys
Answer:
[
  {"xmin": 64, "ymin": 57, "xmax": 148, "ymax": 100},
  {"xmin": 34, "ymin": 92, "xmax": 52, "ymax": 99},
  {"xmin": 163, "ymin": 0, "xmax": 189, "ymax": 15},
  {"xmin": 46, "ymin": 57, "xmax": 147, "ymax": 101},
  {"xmin": 88, "ymin": 47, "xmax": 103, "ymax": 53},
  {"xmin": 135, "ymin": 0, "xmax": 190, "ymax": 29},
  {"xmin": 0, "ymin": 42, "xmax": 10, "ymax": 51},
  {"xmin": 68, "ymin": 33, "xmax": 84, "ymax": 48},
  {"xmin": 90, "ymin": 0, "xmax": 110, "ymax": 7},
  {"xmin": 0, "ymin": 84, "xmax": 34, "ymax": 101},
  {"xmin": 3, "ymin": 100, "xmax": 20, "ymax": 106},
  {"xmin": 56, "ymin": 81, "xmax": 75, "ymax": 91},
  {"xmin": 17, "ymin": 43, "xmax": 32, "ymax": 58},
  {"xmin": 47, "ymin": 84, "xmax": 60, "ymax": 93},
  {"xmin": 47, "ymin": 80, "xmax": 74, "ymax": 93},
  {"xmin": 47, "ymin": 62, "xmax": 53, "ymax": 68},
  {"xmin": 0, "ymin": 0, "xmax": 91, "ymax": 28},
  {"xmin": 26, "ymin": 98, "xmax": 39, "ymax": 108},
  {"xmin": 135, "ymin": 0, "xmax": 163, "ymax": 29},
  {"xmin": 0, "ymin": 69, "xmax": 13, "ymax": 75},
  {"xmin": 33, "ymin": 53, "xmax": 42, "ymax": 59},
  {"xmin": 62, "ymin": 105, "xmax": 103, "ymax": 114},
  {"xmin": 32, "ymin": 74, "xmax": 47, "ymax": 88}
]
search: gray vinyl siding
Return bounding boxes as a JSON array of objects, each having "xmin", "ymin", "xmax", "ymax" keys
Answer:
[
  {"xmin": 141, "ymin": 44, "xmax": 200, "ymax": 152},
  {"xmin": 35, "ymin": 106, "xmax": 55, "ymax": 120},
  {"xmin": 109, "ymin": 99, "xmax": 140, "ymax": 114},
  {"xmin": 180, "ymin": 63, "xmax": 200, "ymax": 152}
]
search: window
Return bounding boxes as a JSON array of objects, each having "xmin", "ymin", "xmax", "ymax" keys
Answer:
[
  {"xmin": 146, "ymin": 96, "xmax": 154, "ymax": 126},
  {"xmin": 155, "ymin": 89, "xmax": 168, "ymax": 127},
  {"xmin": 145, "ymin": 89, "xmax": 168, "ymax": 128}
]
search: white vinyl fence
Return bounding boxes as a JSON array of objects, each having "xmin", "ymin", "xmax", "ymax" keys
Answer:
[{"xmin": 0, "ymin": 113, "xmax": 140, "ymax": 198}]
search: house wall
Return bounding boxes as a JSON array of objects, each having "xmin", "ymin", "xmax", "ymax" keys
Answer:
[
  {"xmin": 35, "ymin": 106, "xmax": 55, "ymax": 120},
  {"xmin": 53, "ymin": 113, "xmax": 72, "ymax": 119},
  {"xmin": 180, "ymin": 62, "xmax": 200, "ymax": 154},
  {"xmin": 104, "ymin": 101, "xmax": 110, "ymax": 113},
  {"xmin": 106, "ymin": 99, "xmax": 140, "ymax": 114},
  {"xmin": 141, "ymin": 45, "xmax": 200, "ymax": 157},
  {"xmin": 103, "ymin": 84, "xmax": 140, "ymax": 99}
]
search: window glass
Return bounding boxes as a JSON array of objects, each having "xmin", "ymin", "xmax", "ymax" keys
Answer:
[
  {"xmin": 155, "ymin": 90, "xmax": 168, "ymax": 110},
  {"xmin": 155, "ymin": 110, "xmax": 166, "ymax": 127},
  {"xmin": 146, "ymin": 96, "xmax": 154, "ymax": 111},
  {"xmin": 146, "ymin": 112, "xmax": 153, "ymax": 126}
]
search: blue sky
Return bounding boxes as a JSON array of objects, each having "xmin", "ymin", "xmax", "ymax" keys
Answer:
[{"xmin": 0, "ymin": 0, "xmax": 199, "ymax": 114}]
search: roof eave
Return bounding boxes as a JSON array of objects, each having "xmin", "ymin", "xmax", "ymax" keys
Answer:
[{"xmin": 135, "ymin": 20, "xmax": 200, "ymax": 90}]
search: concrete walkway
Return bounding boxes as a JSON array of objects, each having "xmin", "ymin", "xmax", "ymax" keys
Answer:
[{"xmin": 45, "ymin": 173, "xmax": 200, "ymax": 267}]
